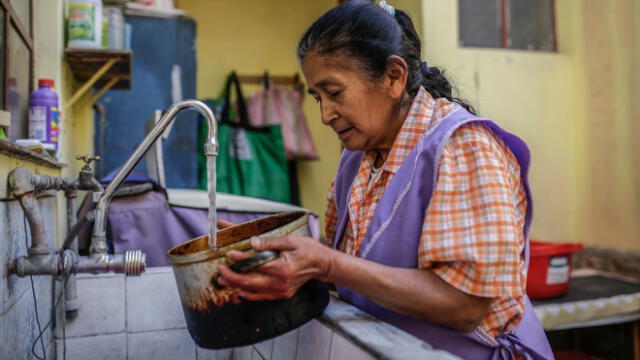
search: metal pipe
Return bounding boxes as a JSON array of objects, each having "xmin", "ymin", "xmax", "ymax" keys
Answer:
[
  {"xmin": 65, "ymin": 190, "xmax": 80, "ymax": 318},
  {"xmin": 75, "ymin": 250, "xmax": 145, "ymax": 275},
  {"xmin": 8, "ymin": 166, "xmax": 104, "ymax": 252},
  {"xmin": 62, "ymin": 210, "xmax": 95, "ymax": 250},
  {"xmin": 13, "ymin": 192, "xmax": 49, "ymax": 251},
  {"xmin": 91, "ymin": 100, "xmax": 218, "ymax": 254},
  {"xmin": 7, "ymin": 165, "xmax": 143, "ymax": 277},
  {"xmin": 8, "ymin": 167, "xmax": 103, "ymax": 196},
  {"xmin": 12, "ymin": 250, "xmax": 74, "ymax": 277},
  {"xmin": 11, "ymin": 249, "xmax": 145, "ymax": 277}
]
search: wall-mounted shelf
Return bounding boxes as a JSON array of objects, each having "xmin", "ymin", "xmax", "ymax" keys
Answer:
[{"xmin": 64, "ymin": 49, "xmax": 132, "ymax": 109}]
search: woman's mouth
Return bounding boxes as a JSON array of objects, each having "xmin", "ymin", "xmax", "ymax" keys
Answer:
[{"xmin": 337, "ymin": 127, "xmax": 354, "ymax": 140}]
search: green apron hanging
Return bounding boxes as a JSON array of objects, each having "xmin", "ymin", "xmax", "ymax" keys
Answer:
[{"xmin": 198, "ymin": 72, "xmax": 291, "ymax": 203}]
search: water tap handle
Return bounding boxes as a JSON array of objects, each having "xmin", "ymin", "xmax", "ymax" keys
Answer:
[{"xmin": 76, "ymin": 155, "xmax": 100, "ymax": 170}]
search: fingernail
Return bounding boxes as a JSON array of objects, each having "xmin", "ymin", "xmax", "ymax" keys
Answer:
[{"xmin": 251, "ymin": 236, "xmax": 261, "ymax": 248}]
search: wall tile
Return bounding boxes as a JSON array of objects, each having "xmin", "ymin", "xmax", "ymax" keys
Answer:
[
  {"xmin": 56, "ymin": 275, "xmax": 125, "ymax": 338},
  {"xmin": 232, "ymin": 346, "xmax": 253, "ymax": 360},
  {"xmin": 1, "ymin": 201, "xmax": 30, "ymax": 315},
  {"xmin": 253, "ymin": 339, "xmax": 273, "ymax": 360},
  {"xmin": 329, "ymin": 334, "xmax": 375, "ymax": 360},
  {"xmin": 33, "ymin": 276, "xmax": 54, "ymax": 345},
  {"xmin": 251, "ymin": 347, "xmax": 264, "ymax": 360},
  {"xmin": 295, "ymin": 320, "xmax": 332, "ymax": 360},
  {"xmin": 47, "ymin": 338, "xmax": 56, "ymax": 360},
  {"xmin": 56, "ymin": 333, "xmax": 126, "ymax": 360},
  {"xmin": 197, "ymin": 346, "xmax": 233, "ymax": 360},
  {"xmin": 0, "ymin": 196, "xmax": 58, "ymax": 359},
  {"xmin": 0, "ymin": 293, "xmax": 39, "ymax": 360},
  {"xmin": 271, "ymin": 328, "xmax": 299, "ymax": 360},
  {"xmin": 128, "ymin": 328, "xmax": 196, "ymax": 360},
  {"xmin": 126, "ymin": 268, "xmax": 187, "ymax": 333},
  {"xmin": 196, "ymin": 346, "xmax": 233, "ymax": 360}
]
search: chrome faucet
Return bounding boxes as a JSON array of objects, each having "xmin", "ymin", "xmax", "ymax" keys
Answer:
[
  {"xmin": 9, "ymin": 99, "xmax": 218, "ymax": 278},
  {"xmin": 90, "ymin": 99, "xmax": 219, "ymax": 257}
]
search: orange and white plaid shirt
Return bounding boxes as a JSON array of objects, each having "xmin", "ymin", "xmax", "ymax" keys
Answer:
[{"xmin": 325, "ymin": 87, "xmax": 527, "ymax": 338}]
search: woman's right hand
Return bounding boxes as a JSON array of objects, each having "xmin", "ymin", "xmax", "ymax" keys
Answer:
[
  {"xmin": 217, "ymin": 235, "xmax": 332, "ymax": 301},
  {"xmin": 217, "ymin": 219, "xmax": 235, "ymax": 229}
]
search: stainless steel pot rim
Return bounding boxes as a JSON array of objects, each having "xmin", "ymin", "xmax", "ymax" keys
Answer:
[{"xmin": 166, "ymin": 211, "xmax": 309, "ymax": 265}]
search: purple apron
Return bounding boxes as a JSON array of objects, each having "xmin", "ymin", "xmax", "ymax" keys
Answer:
[{"xmin": 332, "ymin": 106, "xmax": 553, "ymax": 359}]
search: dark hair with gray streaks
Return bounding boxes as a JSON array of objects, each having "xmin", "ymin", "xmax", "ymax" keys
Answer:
[{"xmin": 297, "ymin": 0, "xmax": 475, "ymax": 114}]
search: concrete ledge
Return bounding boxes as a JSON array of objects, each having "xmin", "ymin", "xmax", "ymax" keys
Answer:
[{"xmin": 320, "ymin": 297, "xmax": 459, "ymax": 360}]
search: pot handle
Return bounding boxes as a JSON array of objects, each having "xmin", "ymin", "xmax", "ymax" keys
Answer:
[{"xmin": 229, "ymin": 250, "xmax": 279, "ymax": 273}]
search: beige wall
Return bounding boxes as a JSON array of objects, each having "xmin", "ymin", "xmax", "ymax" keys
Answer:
[
  {"xmin": 421, "ymin": 0, "xmax": 640, "ymax": 250},
  {"xmin": 178, "ymin": 0, "xmax": 424, "ymax": 230},
  {"xmin": 178, "ymin": 0, "xmax": 340, "ymax": 226}
]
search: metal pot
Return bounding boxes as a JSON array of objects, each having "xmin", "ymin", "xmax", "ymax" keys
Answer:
[{"xmin": 167, "ymin": 211, "xmax": 329, "ymax": 349}]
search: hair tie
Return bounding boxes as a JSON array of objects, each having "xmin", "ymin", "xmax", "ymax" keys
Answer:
[
  {"xmin": 420, "ymin": 61, "xmax": 431, "ymax": 75},
  {"xmin": 378, "ymin": 0, "xmax": 395, "ymax": 16}
]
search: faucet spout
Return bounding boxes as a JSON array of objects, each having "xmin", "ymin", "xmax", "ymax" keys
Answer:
[{"xmin": 90, "ymin": 99, "xmax": 218, "ymax": 254}]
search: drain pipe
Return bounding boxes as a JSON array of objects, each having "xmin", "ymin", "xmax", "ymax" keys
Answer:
[{"xmin": 64, "ymin": 189, "xmax": 80, "ymax": 319}]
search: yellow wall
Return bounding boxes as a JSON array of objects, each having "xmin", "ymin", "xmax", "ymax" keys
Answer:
[
  {"xmin": 1, "ymin": 0, "xmax": 97, "ymax": 244},
  {"xmin": 421, "ymin": 0, "xmax": 640, "ymax": 250},
  {"xmin": 33, "ymin": 0, "xmax": 87, "ymax": 244},
  {"xmin": 178, "ymin": 0, "xmax": 340, "ymax": 225}
]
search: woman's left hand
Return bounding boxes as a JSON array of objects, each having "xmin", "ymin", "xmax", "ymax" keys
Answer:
[{"xmin": 216, "ymin": 235, "xmax": 331, "ymax": 301}]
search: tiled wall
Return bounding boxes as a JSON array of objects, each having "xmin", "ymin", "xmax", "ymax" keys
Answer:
[
  {"xmin": 53, "ymin": 268, "xmax": 375, "ymax": 360},
  {"xmin": 0, "ymin": 195, "xmax": 57, "ymax": 360},
  {"xmin": 55, "ymin": 267, "xmax": 458, "ymax": 360},
  {"xmin": 0, "ymin": 193, "xmax": 457, "ymax": 360}
]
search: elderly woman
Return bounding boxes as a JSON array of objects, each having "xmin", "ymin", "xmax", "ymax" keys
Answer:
[{"xmin": 218, "ymin": 1, "xmax": 552, "ymax": 359}]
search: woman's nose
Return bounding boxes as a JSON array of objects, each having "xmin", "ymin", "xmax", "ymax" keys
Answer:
[{"xmin": 320, "ymin": 102, "xmax": 337, "ymax": 125}]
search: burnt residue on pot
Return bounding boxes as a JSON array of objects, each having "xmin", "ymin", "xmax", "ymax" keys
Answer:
[
  {"xmin": 184, "ymin": 279, "xmax": 329, "ymax": 349},
  {"xmin": 189, "ymin": 284, "xmax": 242, "ymax": 311},
  {"xmin": 168, "ymin": 211, "xmax": 330, "ymax": 349}
]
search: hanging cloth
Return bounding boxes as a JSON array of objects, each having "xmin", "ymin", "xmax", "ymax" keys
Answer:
[{"xmin": 247, "ymin": 72, "xmax": 319, "ymax": 161}]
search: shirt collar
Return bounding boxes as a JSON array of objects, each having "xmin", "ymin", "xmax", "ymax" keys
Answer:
[{"xmin": 365, "ymin": 87, "xmax": 438, "ymax": 175}]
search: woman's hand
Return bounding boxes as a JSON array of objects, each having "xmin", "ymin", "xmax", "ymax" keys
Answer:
[
  {"xmin": 217, "ymin": 234, "xmax": 490, "ymax": 332},
  {"xmin": 217, "ymin": 219, "xmax": 235, "ymax": 229},
  {"xmin": 216, "ymin": 235, "xmax": 331, "ymax": 301}
]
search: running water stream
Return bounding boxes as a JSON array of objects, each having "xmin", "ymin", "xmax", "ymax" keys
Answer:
[{"xmin": 206, "ymin": 154, "xmax": 218, "ymax": 251}]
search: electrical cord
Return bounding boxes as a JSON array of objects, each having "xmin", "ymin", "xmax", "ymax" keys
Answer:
[
  {"xmin": 25, "ymin": 215, "xmax": 46, "ymax": 360},
  {"xmin": 25, "ymin": 215, "xmax": 70, "ymax": 360}
]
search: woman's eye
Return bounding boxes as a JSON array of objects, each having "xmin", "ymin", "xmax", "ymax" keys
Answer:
[{"xmin": 329, "ymin": 90, "xmax": 341, "ymax": 98}]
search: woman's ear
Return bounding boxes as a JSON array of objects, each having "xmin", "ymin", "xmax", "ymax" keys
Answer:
[{"xmin": 385, "ymin": 55, "xmax": 408, "ymax": 100}]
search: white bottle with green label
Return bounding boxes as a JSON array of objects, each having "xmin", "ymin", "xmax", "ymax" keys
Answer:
[{"xmin": 67, "ymin": 0, "xmax": 103, "ymax": 49}]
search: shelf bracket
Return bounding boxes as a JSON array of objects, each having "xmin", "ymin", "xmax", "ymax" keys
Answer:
[
  {"xmin": 89, "ymin": 75, "xmax": 121, "ymax": 104},
  {"xmin": 64, "ymin": 58, "xmax": 118, "ymax": 109}
]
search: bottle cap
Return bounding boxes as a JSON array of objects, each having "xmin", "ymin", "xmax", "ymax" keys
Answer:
[{"xmin": 38, "ymin": 79, "xmax": 55, "ymax": 88}]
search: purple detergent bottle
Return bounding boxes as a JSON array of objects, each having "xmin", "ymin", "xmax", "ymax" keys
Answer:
[{"xmin": 28, "ymin": 79, "xmax": 60, "ymax": 153}]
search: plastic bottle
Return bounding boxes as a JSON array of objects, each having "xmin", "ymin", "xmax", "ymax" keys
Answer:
[
  {"xmin": 105, "ymin": 6, "xmax": 125, "ymax": 49},
  {"xmin": 28, "ymin": 79, "xmax": 60, "ymax": 154},
  {"xmin": 102, "ymin": 8, "xmax": 108, "ymax": 48},
  {"xmin": 67, "ymin": 0, "xmax": 103, "ymax": 49}
]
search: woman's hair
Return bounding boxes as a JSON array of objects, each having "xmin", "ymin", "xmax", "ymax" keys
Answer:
[{"xmin": 297, "ymin": 0, "xmax": 475, "ymax": 114}]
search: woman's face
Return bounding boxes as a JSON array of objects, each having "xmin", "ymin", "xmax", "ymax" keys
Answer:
[{"xmin": 302, "ymin": 52, "xmax": 402, "ymax": 152}]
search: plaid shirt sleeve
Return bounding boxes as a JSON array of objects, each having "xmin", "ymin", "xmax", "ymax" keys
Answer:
[
  {"xmin": 419, "ymin": 122, "xmax": 527, "ymax": 300},
  {"xmin": 324, "ymin": 180, "xmax": 338, "ymax": 248}
]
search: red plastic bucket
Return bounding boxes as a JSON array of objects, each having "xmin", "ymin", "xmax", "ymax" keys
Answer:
[{"xmin": 526, "ymin": 240, "xmax": 583, "ymax": 299}]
